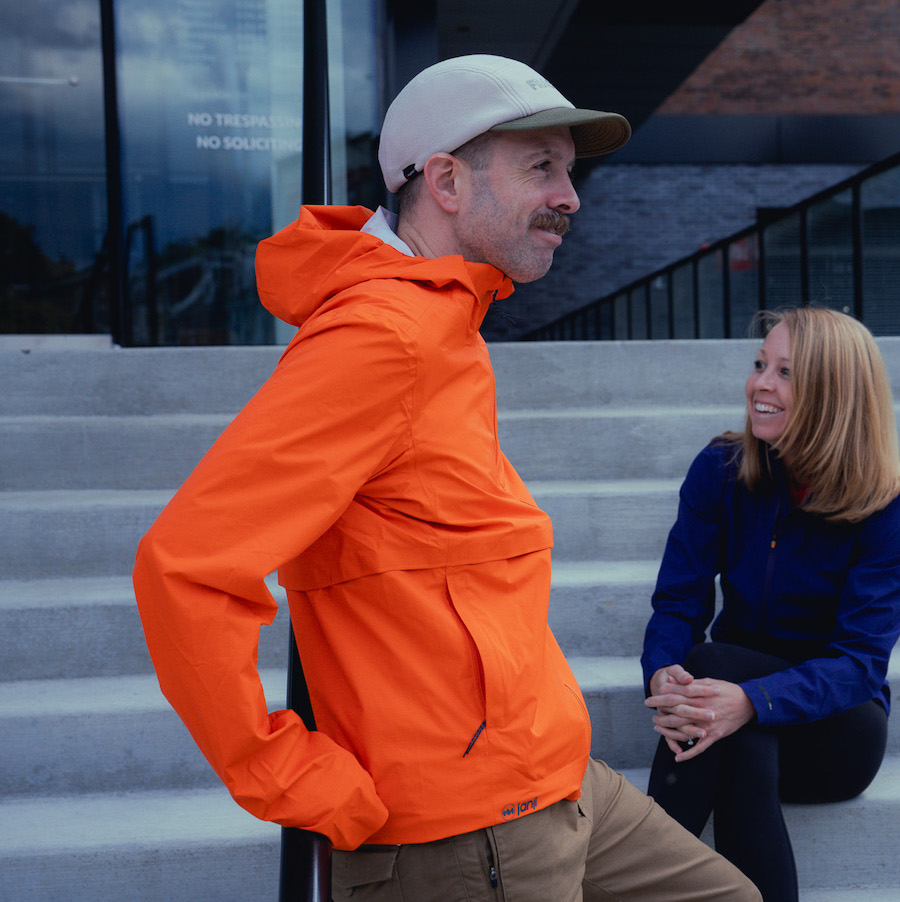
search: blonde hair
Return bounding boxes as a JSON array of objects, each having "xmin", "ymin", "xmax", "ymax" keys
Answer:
[{"xmin": 732, "ymin": 306, "xmax": 900, "ymax": 522}]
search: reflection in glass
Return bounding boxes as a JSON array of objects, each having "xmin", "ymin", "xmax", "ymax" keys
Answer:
[
  {"xmin": 613, "ymin": 292, "xmax": 628, "ymax": 339},
  {"xmin": 807, "ymin": 190, "xmax": 854, "ymax": 314},
  {"xmin": 697, "ymin": 250, "xmax": 724, "ymax": 338},
  {"xmin": 328, "ymin": 0, "xmax": 383, "ymax": 210},
  {"xmin": 116, "ymin": 0, "xmax": 305, "ymax": 345},
  {"xmin": 630, "ymin": 285, "xmax": 648, "ymax": 339},
  {"xmin": 671, "ymin": 263, "xmax": 694, "ymax": 338},
  {"xmin": 0, "ymin": 0, "xmax": 107, "ymax": 335},
  {"xmin": 597, "ymin": 299, "xmax": 612, "ymax": 339},
  {"xmin": 115, "ymin": 0, "xmax": 382, "ymax": 346},
  {"xmin": 861, "ymin": 168, "xmax": 900, "ymax": 335},
  {"xmin": 649, "ymin": 273, "xmax": 669, "ymax": 339},
  {"xmin": 727, "ymin": 233, "xmax": 759, "ymax": 339},
  {"xmin": 762, "ymin": 212, "xmax": 802, "ymax": 310}
]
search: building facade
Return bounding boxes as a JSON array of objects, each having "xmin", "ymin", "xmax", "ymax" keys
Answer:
[
  {"xmin": 2, "ymin": 0, "xmax": 388, "ymax": 347},
  {"xmin": 4, "ymin": 0, "xmax": 899, "ymax": 346}
]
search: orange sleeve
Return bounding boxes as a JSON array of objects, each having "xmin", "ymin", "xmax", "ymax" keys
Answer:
[{"xmin": 133, "ymin": 312, "xmax": 415, "ymax": 849}]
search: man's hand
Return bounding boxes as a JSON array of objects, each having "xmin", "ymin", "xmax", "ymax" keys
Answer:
[{"xmin": 645, "ymin": 665, "xmax": 755, "ymax": 761}]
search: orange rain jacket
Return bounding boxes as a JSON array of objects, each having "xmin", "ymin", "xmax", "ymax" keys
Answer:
[{"xmin": 133, "ymin": 205, "xmax": 591, "ymax": 850}]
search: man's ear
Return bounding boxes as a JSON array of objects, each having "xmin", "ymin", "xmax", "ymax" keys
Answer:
[{"xmin": 422, "ymin": 153, "xmax": 466, "ymax": 213}]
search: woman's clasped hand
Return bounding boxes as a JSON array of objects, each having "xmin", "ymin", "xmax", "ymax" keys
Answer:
[{"xmin": 646, "ymin": 664, "xmax": 756, "ymax": 761}]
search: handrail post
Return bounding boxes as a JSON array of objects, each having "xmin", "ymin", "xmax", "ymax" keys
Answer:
[
  {"xmin": 279, "ymin": 633, "xmax": 331, "ymax": 901},
  {"xmin": 99, "ymin": 0, "xmax": 128, "ymax": 345},
  {"xmin": 278, "ymin": 0, "xmax": 333, "ymax": 898}
]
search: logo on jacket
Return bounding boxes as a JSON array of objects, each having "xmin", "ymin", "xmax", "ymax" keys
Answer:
[{"xmin": 501, "ymin": 797, "xmax": 537, "ymax": 821}]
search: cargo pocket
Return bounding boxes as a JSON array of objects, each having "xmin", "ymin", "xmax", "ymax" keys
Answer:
[{"xmin": 331, "ymin": 845, "xmax": 401, "ymax": 899}]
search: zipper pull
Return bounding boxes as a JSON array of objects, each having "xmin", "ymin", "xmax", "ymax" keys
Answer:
[{"xmin": 486, "ymin": 842, "xmax": 499, "ymax": 889}]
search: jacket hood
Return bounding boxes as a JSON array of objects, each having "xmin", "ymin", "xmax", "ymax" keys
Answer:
[{"xmin": 255, "ymin": 205, "xmax": 515, "ymax": 330}]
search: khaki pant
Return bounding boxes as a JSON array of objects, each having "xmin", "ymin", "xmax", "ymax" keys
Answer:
[{"xmin": 331, "ymin": 759, "xmax": 761, "ymax": 901}]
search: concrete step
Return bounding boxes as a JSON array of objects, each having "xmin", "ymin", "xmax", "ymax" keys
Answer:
[
  {"xmin": 1, "ymin": 343, "xmax": 751, "ymax": 419},
  {"xmin": 549, "ymin": 559, "xmax": 659, "ymax": 656},
  {"xmin": 0, "ymin": 669, "xmax": 285, "ymax": 798},
  {"xmin": 12, "ymin": 401, "xmax": 900, "ymax": 490},
  {"xmin": 6, "ymin": 338, "xmax": 900, "ymax": 416},
  {"xmin": 576, "ymin": 655, "xmax": 659, "ymax": 768},
  {"xmin": 491, "ymin": 338, "xmax": 900, "ymax": 411},
  {"xmin": 0, "ymin": 490, "xmax": 170, "ymax": 579},
  {"xmin": 531, "ymin": 478, "xmax": 681, "ymax": 561},
  {"xmin": 5, "ymin": 657, "xmax": 898, "ymax": 800},
  {"xmin": 0, "ymin": 662, "xmax": 652, "ymax": 800},
  {"xmin": 802, "ymin": 892, "xmax": 900, "ymax": 902},
  {"xmin": 0, "ymin": 576, "xmax": 290, "ymax": 680},
  {"xmin": 0, "ymin": 414, "xmax": 228, "ymax": 491},
  {"xmin": 0, "ymin": 576, "xmax": 154, "ymax": 680},
  {"xmin": 5, "ymin": 338, "xmax": 900, "ymax": 900},
  {"xmin": 0, "ymin": 347, "xmax": 282, "ymax": 417},
  {"xmin": 1, "ymin": 762, "xmax": 898, "ymax": 902},
  {"xmin": 622, "ymin": 754, "xmax": 900, "ymax": 895},
  {"xmin": 0, "ymin": 787, "xmax": 281, "ymax": 902},
  {"xmin": 0, "ymin": 481, "xmax": 680, "ymax": 578},
  {"xmin": 0, "ymin": 407, "xmax": 745, "ymax": 490},
  {"xmin": 500, "ymin": 405, "xmax": 744, "ymax": 481},
  {"xmin": 0, "ymin": 563, "xmax": 656, "ymax": 682},
  {"xmin": 801, "ymin": 891, "xmax": 900, "ymax": 902}
]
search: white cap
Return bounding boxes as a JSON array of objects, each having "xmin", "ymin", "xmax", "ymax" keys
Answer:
[{"xmin": 378, "ymin": 54, "xmax": 631, "ymax": 193}]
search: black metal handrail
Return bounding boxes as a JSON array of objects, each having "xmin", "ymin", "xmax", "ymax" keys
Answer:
[
  {"xmin": 279, "ymin": 0, "xmax": 333, "ymax": 899},
  {"xmin": 523, "ymin": 148, "xmax": 900, "ymax": 341}
]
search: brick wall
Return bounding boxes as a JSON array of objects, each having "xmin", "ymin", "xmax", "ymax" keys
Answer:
[{"xmin": 659, "ymin": 0, "xmax": 900, "ymax": 115}]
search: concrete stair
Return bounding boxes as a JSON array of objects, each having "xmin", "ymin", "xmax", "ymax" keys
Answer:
[{"xmin": 2, "ymin": 339, "xmax": 900, "ymax": 900}]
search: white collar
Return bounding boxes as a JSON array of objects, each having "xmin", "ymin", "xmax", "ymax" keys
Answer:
[{"xmin": 360, "ymin": 206, "xmax": 414, "ymax": 257}]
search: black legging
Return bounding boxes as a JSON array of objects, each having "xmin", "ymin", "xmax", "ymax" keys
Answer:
[{"xmin": 646, "ymin": 642, "xmax": 888, "ymax": 902}]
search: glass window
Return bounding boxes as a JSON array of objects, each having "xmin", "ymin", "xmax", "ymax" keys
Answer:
[
  {"xmin": 727, "ymin": 233, "xmax": 759, "ymax": 339},
  {"xmin": 327, "ymin": 0, "xmax": 383, "ymax": 210},
  {"xmin": 613, "ymin": 292, "xmax": 628, "ymax": 340},
  {"xmin": 861, "ymin": 167, "xmax": 900, "ymax": 335},
  {"xmin": 671, "ymin": 262, "xmax": 694, "ymax": 339},
  {"xmin": 597, "ymin": 299, "xmax": 612, "ymax": 340},
  {"xmin": 0, "ymin": 0, "xmax": 107, "ymax": 336},
  {"xmin": 115, "ymin": 0, "xmax": 383, "ymax": 347},
  {"xmin": 115, "ymin": 0, "xmax": 306, "ymax": 345},
  {"xmin": 649, "ymin": 273, "xmax": 670, "ymax": 339},
  {"xmin": 629, "ymin": 285, "xmax": 648, "ymax": 339},
  {"xmin": 807, "ymin": 190, "xmax": 854, "ymax": 314},
  {"xmin": 697, "ymin": 249, "xmax": 724, "ymax": 338},
  {"xmin": 762, "ymin": 212, "xmax": 802, "ymax": 310}
]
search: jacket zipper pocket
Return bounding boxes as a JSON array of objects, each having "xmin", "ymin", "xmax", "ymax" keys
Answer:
[
  {"xmin": 565, "ymin": 683, "xmax": 592, "ymax": 728},
  {"xmin": 486, "ymin": 834, "xmax": 499, "ymax": 890},
  {"xmin": 463, "ymin": 719, "xmax": 486, "ymax": 757}
]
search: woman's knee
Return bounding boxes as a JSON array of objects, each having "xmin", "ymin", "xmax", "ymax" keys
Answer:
[
  {"xmin": 778, "ymin": 700, "xmax": 888, "ymax": 803},
  {"xmin": 684, "ymin": 642, "xmax": 789, "ymax": 683}
]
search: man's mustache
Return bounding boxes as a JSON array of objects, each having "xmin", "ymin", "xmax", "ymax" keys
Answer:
[{"xmin": 530, "ymin": 211, "xmax": 570, "ymax": 236}]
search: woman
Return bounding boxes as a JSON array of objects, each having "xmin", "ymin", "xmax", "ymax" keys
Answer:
[{"xmin": 641, "ymin": 306, "xmax": 900, "ymax": 902}]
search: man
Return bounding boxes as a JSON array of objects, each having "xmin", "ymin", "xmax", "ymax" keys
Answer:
[{"xmin": 133, "ymin": 55, "xmax": 760, "ymax": 900}]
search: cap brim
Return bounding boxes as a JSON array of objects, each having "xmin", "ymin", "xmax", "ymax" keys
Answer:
[{"xmin": 490, "ymin": 108, "xmax": 631, "ymax": 157}]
